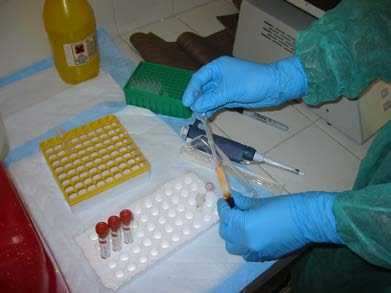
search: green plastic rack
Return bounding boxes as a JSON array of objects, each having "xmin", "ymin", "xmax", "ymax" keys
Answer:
[{"xmin": 124, "ymin": 62, "xmax": 193, "ymax": 118}]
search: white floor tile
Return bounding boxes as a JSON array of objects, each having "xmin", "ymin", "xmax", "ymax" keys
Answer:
[
  {"xmin": 210, "ymin": 119, "xmax": 230, "ymax": 137},
  {"xmin": 292, "ymin": 101, "xmax": 321, "ymax": 123},
  {"xmin": 263, "ymin": 124, "xmax": 360, "ymax": 194},
  {"xmin": 316, "ymin": 118, "xmax": 374, "ymax": 160},
  {"xmin": 0, "ymin": 0, "xmax": 51, "ymax": 78},
  {"xmin": 126, "ymin": 17, "xmax": 195, "ymax": 42},
  {"xmin": 178, "ymin": 0, "xmax": 238, "ymax": 36},
  {"xmin": 113, "ymin": 0, "xmax": 172, "ymax": 35},
  {"xmin": 90, "ymin": 0, "xmax": 118, "ymax": 36},
  {"xmin": 173, "ymin": 0, "xmax": 212, "ymax": 14},
  {"xmin": 113, "ymin": 36, "xmax": 143, "ymax": 63},
  {"xmin": 213, "ymin": 105, "xmax": 313, "ymax": 153}
]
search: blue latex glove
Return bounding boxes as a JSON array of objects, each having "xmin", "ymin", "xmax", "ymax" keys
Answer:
[
  {"xmin": 218, "ymin": 191, "xmax": 343, "ymax": 262},
  {"xmin": 182, "ymin": 56, "xmax": 308, "ymax": 116}
]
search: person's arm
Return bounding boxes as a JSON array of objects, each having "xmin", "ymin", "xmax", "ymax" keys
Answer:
[
  {"xmin": 333, "ymin": 121, "xmax": 391, "ymax": 269},
  {"xmin": 217, "ymin": 191, "xmax": 343, "ymax": 262},
  {"xmin": 334, "ymin": 183, "xmax": 391, "ymax": 269},
  {"xmin": 217, "ymin": 120, "xmax": 391, "ymax": 268},
  {"xmin": 182, "ymin": 56, "xmax": 308, "ymax": 116},
  {"xmin": 183, "ymin": 0, "xmax": 390, "ymax": 115},
  {"xmin": 296, "ymin": 0, "xmax": 391, "ymax": 105},
  {"xmin": 217, "ymin": 184, "xmax": 391, "ymax": 269}
]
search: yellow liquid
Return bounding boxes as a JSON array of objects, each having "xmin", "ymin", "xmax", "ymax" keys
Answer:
[
  {"xmin": 215, "ymin": 162, "xmax": 231, "ymax": 200},
  {"xmin": 43, "ymin": 0, "xmax": 100, "ymax": 84}
]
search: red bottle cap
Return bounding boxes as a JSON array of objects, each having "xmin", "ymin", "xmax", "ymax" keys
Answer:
[
  {"xmin": 108, "ymin": 215, "xmax": 121, "ymax": 231},
  {"xmin": 95, "ymin": 222, "xmax": 109, "ymax": 238},
  {"xmin": 120, "ymin": 209, "xmax": 133, "ymax": 225}
]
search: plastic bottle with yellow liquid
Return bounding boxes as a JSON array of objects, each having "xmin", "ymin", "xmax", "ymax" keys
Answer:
[{"xmin": 43, "ymin": 0, "xmax": 100, "ymax": 84}]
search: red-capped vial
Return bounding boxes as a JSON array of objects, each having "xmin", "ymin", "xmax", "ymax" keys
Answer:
[
  {"xmin": 120, "ymin": 209, "xmax": 133, "ymax": 244},
  {"xmin": 95, "ymin": 222, "xmax": 111, "ymax": 259},
  {"xmin": 108, "ymin": 215, "xmax": 122, "ymax": 251}
]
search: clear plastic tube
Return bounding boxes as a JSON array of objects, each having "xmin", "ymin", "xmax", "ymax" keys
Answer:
[
  {"xmin": 183, "ymin": 135, "xmax": 285, "ymax": 197},
  {"xmin": 199, "ymin": 116, "xmax": 233, "ymax": 206}
]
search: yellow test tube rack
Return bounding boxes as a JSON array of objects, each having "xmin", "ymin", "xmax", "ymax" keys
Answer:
[{"xmin": 40, "ymin": 115, "xmax": 150, "ymax": 206}]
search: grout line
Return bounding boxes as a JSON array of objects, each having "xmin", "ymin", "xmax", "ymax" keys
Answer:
[
  {"xmin": 176, "ymin": 0, "xmax": 238, "ymax": 36},
  {"xmin": 111, "ymin": 0, "xmax": 122, "ymax": 38},
  {"xmin": 213, "ymin": 114, "xmax": 242, "ymax": 141},
  {"xmin": 255, "ymin": 122, "xmax": 362, "ymax": 193},
  {"xmin": 119, "ymin": 15, "xmax": 187, "ymax": 39},
  {"xmin": 176, "ymin": 18, "xmax": 200, "ymax": 34},
  {"xmin": 263, "ymin": 123, "xmax": 360, "ymax": 190},
  {"xmin": 118, "ymin": 0, "xmax": 219, "ymax": 37},
  {"xmin": 117, "ymin": 35, "xmax": 143, "ymax": 60},
  {"xmin": 289, "ymin": 103, "xmax": 362, "ymax": 158},
  {"xmin": 172, "ymin": 0, "xmax": 222, "ymax": 18},
  {"xmin": 292, "ymin": 104, "xmax": 321, "ymax": 123},
  {"xmin": 119, "ymin": 34, "xmax": 133, "ymax": 50},
  {"xmin": 263, "ymin": 122, "xmax": 315, "ymax": 155},
  {"xmin": 314, "ymin": 121, "xmax": 362, "ymax": 160},
  {"xmin": 117, "ymin": 17, "xmax": 172, "ymax": 37},
  {"xmin": 119, "ymin": 22, "xmax": 158, "ymax": 39},
  {"xmin": 116, "ymin": 0, "xmax": 235, "ymax": 40},
  {"xmin": 171, "ymin": 0, "xmax": 175, "ymax": 17},
  {"xmin": 260, "ymin": 105, "xmax": 317, "ymax": 155}
]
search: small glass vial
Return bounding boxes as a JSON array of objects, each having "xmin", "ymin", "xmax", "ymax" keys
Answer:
[
  {"xmin": 120, "ymin": 209, "xmax": 133, "ymax": 244},
  {"xmin": 95, "ymin": 222, "xmax": 111, "ymax": 259},
  {"xmin": 205, "ymin": 182, "xmax": 215, "ymax": 192},
  {"xmin": 108, "ymin": 215, "xmax": 122, "ymax": 252}
]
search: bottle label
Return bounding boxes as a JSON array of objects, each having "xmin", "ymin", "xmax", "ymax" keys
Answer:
[{"xmin": 63, "ymin": 33, "xmax": 98, "ymax": 66}]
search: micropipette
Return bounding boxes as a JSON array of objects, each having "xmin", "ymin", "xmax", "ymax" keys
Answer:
[
  {"xmin": 242, "ymin": 154, "xmax": 304, "ymax": 176},
  {"xmin": 181, "ymin": 120, "xmax": 304, "ymax": 176},
  {"xmin": 199, "ymin": 115, "xmax": 235, "ymax": 208}
]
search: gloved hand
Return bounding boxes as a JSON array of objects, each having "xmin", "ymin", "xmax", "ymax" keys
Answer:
[
  {"xmin": 218, "ymin": 191, "xmax": 343, "ymax": 262},
  {"xmin": 182, "ymin": 56, "xmax": 308, "ymax": 116}
]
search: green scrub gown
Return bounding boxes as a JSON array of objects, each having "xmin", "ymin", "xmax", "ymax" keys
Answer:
[{"xmin": 292, "ymin": 0, "xmax": 391, "ymax": 291}]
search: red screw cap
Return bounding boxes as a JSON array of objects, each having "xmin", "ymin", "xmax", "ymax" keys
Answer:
[
  {"xmin": 120, "ymin": 209, "xmax": 133, "ymax": 225},
  {"xmin": 108, "ymin": 215, "xmax": 121, "ymax": 231},
  {"xmin": 95, "ymin": 222, "xmax": 109, "ymax": 238}
]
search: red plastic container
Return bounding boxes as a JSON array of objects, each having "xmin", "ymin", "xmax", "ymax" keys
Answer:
[{"xmin": 0, "ymin": 163, "xmax": 70, "ymax": 292}]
